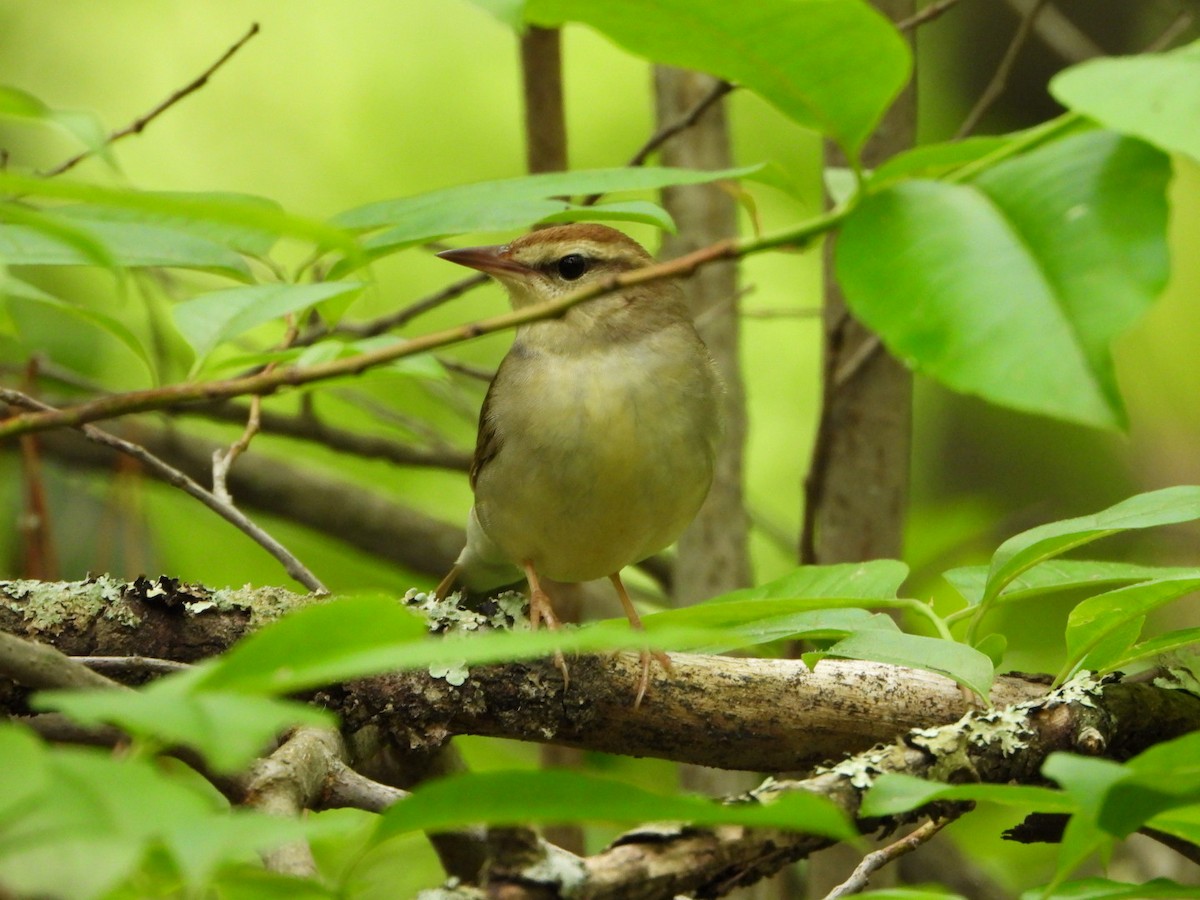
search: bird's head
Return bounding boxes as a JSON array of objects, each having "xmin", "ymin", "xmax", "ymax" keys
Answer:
[{"xmin": 437, "ymin": 223, "xmax": 656, "ymax": 310}]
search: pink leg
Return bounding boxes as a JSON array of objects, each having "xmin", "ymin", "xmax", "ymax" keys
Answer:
[
  {"xmin": 609, "ymin": 572, "xmax": 672, "ymax": 709},
  {"xmin": 523, "ymin": 561, "xmax": 569, "ymax": 689}
]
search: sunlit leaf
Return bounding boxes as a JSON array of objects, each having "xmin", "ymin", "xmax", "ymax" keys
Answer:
[
  {"xmin": 1051, "ymin": 39, "xmax": 1200, "ymax": 164},
  {"xmin": 375, "ymin": 769, "xmax": 854, "ymax": 844},
  {"xmin": 972, "ymin": 488, "xmax": 1200, "ymax": 638},
  {"xmin": 172, "ymin": 282, "xmax": 366, "ymax": 363},
  {"xmin": 1064, "ymin": 577, "xmax": 1200, "ymax": 677},
  {"xmin": 34, "ymin": 678, "xmax": 333, "ymax": 773},
  {"xmin": 526, "ymin": 0, "xmax": 909, "ymax": 157},
  {"xmin": 838, "ymin": 131, "xmax": 1170, "ymax": 430},
  {"xmin": 944, "ymin": 560, "xmax": 1200, "ymax": 609},
  {"xmin": 806, "ymin": 631, "xmax": 995, "ymax": 698},
  {"xmin": 862, "ymin": 773, "xmax": 1074, "ymax": 818}
]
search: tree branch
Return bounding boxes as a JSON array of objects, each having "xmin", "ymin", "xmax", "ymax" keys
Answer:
[
  {"xmin": 1, "ymin": 389, "xmax": 327, "ymax": 593},
  {"xmin": 43, "ymin": 23, "xmax": 261, "ymax": 177},
  {"xmin": 0, "ymin": 214, "xmax": 843, "ymax": 442}
]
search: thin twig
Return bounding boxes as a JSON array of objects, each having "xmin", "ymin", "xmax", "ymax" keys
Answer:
[
  {"xmin": 1144, "ymin": 9, "xmax": 1195, "ymax": 53},
  {"xmin": 580, "ymin": 79, "xmax": 735, "ymax": 208},
  {"xmin": 43, "ymin": 23, "xmax": 261, "ymax": 177},
  {"xmin": 1004, "ymin": 0, "xmax": 1102, "ymax": 63},
  {"xmin": 742, "ymin": 307, "xmax": 822, "ymax": 319},
  {"xmin": 212, "ymin": 314, "xmax": 299, "ymax": 501},
  {"xmin": 0, "ymin": 389, "xmax": 327, "ymax": 593},
  {"xmin": 0, "ymin": 210, "xmax": 842, "ymax": 441},
  {"xmin": 822, "ymin": 816, "xmax": 958, "ymax": 899},
  {"xmin": 73, "ymin": 655, "xmax": 192, "ymax": 677},
  {"xmin": 956, "ymin": 0, "xmax": 1050, "ymax": 138},
  {"xmin": 298, "ymin": 272, "xmax": 490, "ymax": 346},
  {"xmin": 178, "ymin": 399, "xmax": 472, "ymax": 471},
  {"xmin": 897, "ymin": 0, "xmax": 964, "ymax": 32}
]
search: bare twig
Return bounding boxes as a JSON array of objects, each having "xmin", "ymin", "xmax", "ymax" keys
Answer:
[
  {"xmin": 956, "ymin": 0, "xmax": 1050, "ymax": 138},
  {"xmin": 0, "ymin": 213, "xmax": 840, "ymax": 441},
  {"xmin": 245, "ymin": 727, "xmax": 344, "ymax": 876},
  {"xmin": 896, "ymin": 0, "xmax": 963, "ymax": 32},
  {"xmin": 300, "ymin": 272, "xmax": 490, "ymax": 345},
  {"xmin": 1004, "ymin": 0, "xmax": 1102, "ymax": 62},
  {"xmin": 319, "ymin": 759, "xmax": 409, "ymax": 813},
  {"xmin": 43, "ymin": 23, "xmax": 260, "ymax": 177},
  {"xmin": 0, "ymin": 630, "xmax": 126, "ymax": 691},
  {"xmin": 578, "ymin": 79, "xmax": 736, "ymax": 210},
  {"xmin": 1144, "ymin": 8, "xmax": 1195, "ymax": 53},
  {"xmin": 180, "ymin": 399, "xmax": 472, "ymax": 471},
  {"xmin": 742, "ymin": 306, "xmax": 822, "ymax": 319},
  {"xmin": 0, "ymin": 389, "xmax": 327, "ymax": 593},
  {"xmin": 628, "ymin": 79, "xmax": 735, "ymax": 169},
  {"xmin": 73, "ymin": 655, "xmax": 192, "ymax": 677},
  {"xmin": 212, "ymin": 314, "xmax": 299, "ymax": 501},
  {"xmin": 822, "ymin": 816, "xmax": 958, "ymax": 898}
]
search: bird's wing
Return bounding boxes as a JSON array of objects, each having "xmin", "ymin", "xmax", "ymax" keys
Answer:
[{"xmin": 469, "ymin": 371, "xmax": 503, "ymax": 491}]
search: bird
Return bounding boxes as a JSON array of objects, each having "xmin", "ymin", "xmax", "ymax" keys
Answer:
[{"xmin": 434, "ymin": 222, "xmax": 721, "ymax": 706}]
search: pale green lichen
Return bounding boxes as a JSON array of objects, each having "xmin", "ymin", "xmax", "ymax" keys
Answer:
[
  {"xmin": 1, "ymin": 576, "xmax": 140, "ymax": 633},
  {"xmin": 1155, "ymin": 664, "xmax": 1200, "ymax": 696},
  {"xmin": 404, "ymin": 587, "xmax": 532, "ymax": 685}
]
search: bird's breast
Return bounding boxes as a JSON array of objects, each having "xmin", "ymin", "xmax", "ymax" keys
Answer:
[{"xmin": 474, "ymin": 327, "xmax": 719, "ymax": 583}]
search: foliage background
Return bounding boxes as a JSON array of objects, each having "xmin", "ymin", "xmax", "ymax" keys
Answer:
[
  {"xmin": 4, "ymin": 1, "xmax": 1198, "ymax": 643},
  {"xmin": 1, "ymin": 1, "xmax": 1199, "ymax": 895}
]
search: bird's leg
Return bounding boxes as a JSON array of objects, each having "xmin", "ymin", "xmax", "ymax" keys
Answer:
[
  {"xmin": 522, "ymin": 561, "xmax": 569, "ymax": 689},
  {"xmin": 609, "ymin": 572, "xmax": 672, "ymax": 709},
  {"xmin": 433, "ymin": 565, "xmax": 461, "ymax": 600}
]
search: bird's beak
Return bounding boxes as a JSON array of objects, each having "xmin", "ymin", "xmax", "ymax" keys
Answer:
[{"xmin": 437, "ymin": 244, "xmax": 530, "ymax": 277}]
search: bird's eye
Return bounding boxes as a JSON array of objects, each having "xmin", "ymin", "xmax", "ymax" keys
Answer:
[{"xmin": 556, "ymin": 253, "xmax": 588, "ymax": 280}]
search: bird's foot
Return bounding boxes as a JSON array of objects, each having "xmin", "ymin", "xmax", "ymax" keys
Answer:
[
  {"xmin": 524, "ymin": 562, "xmax": 570, "ymax": 691},
  {"xmin": 433, "ymin": 566, "xmax": 460, "ymax": 601},
  {"xmin": 634, "ymin": 648, "xmax": 673, "ymax": 709}
]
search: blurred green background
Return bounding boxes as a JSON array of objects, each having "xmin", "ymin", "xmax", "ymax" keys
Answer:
[
  {"xmin": 2, "ymin": 0, "xmax": 1196, "ymax": 594},
  {"xmin": 1, "ymin": 2, "xmax": 1198, "ymax": 894}
]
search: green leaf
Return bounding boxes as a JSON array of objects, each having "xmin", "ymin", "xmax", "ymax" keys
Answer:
[
  {"xmin": 861, "ymin": 773, "xmax": 1074, "ymax": 818},
  {"xmin": 0, "ymin": 202, "xmax": 114, "ymax": 269},
  {"xmin": 4, "ymin": 291, "xmax": 155, "ymax": 381},
  {"xmin": 172, "ymin": 282, "xmax": 366, "ymax": 363},
  {"xmin": 837, "ymin": 130, "xmax": 1170, "ymax": 430},
  {"xmin": 465, "ymin": 0, "xmax": 527, "ymax": 30},
  {"xmin": 34, "ymin": 678, "xmax": 333, "ymax": 773},
  {"xmin": 375, "ymin": 769, "xmax": 854, "ymax": 845},
  {"xmin": 1025, "ymin": 878, "xmax": 1200, "ymax": 900},
  {"xmin": 1063, "ymin": 576, "xmax": 1200, "ymax": 677},
  {"xmin": 0, "ymin": 220, "xmax": 252, "ymax": 279},
  {"xmin": 192, "ymin": 593, "xmax": 743, "ymax": 696},
  {"xmin": 0, "ymin": 171, "xmax": 358, "ymax": 257},
  {"xmin": 0, "ymin": 85, "xmax": 108, "ymax": 156},
  {"xmin": 0, "ymin": 740, "xmax": 217, "ymax": 899},
  {"xmin": 0, "ymin": 726, "xmax": 50, "ymax": 819},
  {"xmin": 330, "ymin": 165, "xmax": 757, "ymax": 275},
  {"xmin": 1106, "ymin": 627, "xmax": 1200, "ymax": 672},
  {"xmin": 973, "ymin": 488, "xmax": 1200, "ymax": 638},
  {"xmin": 59, "ymin": 191, "xmax": 286, "ymax": 258},
  {"xmin": 806, "ymin": 631, "xmax": 995, "ymax": 698},
  {"xmin": 944, "ymin": 560, "xmax": 1200, "ymax": 608},
  {"xmin": 642, "ymin": 601, "xmax": 894, "ymax": 654},
  {"xmin": 1051, "ymin": 40, "xmax": 1200, "ymax": 165},
  {"xmin": 715, "ymin": 560, "xmax": 910, "ymax": 603},
  {"xmin": 539, "ymin": 199, "xmax": 677, "ymax": 231},
  {"xmin": 1096, "ymin": 732, "xmax": 1200, "ymax": 837},
  {"xmin": 525, "ymin": 0, "xmax": 910, "ymax": 157},
  {"xmin": 1042, "ymin": 753, "xmax": 1127, "ymax": 887}
]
